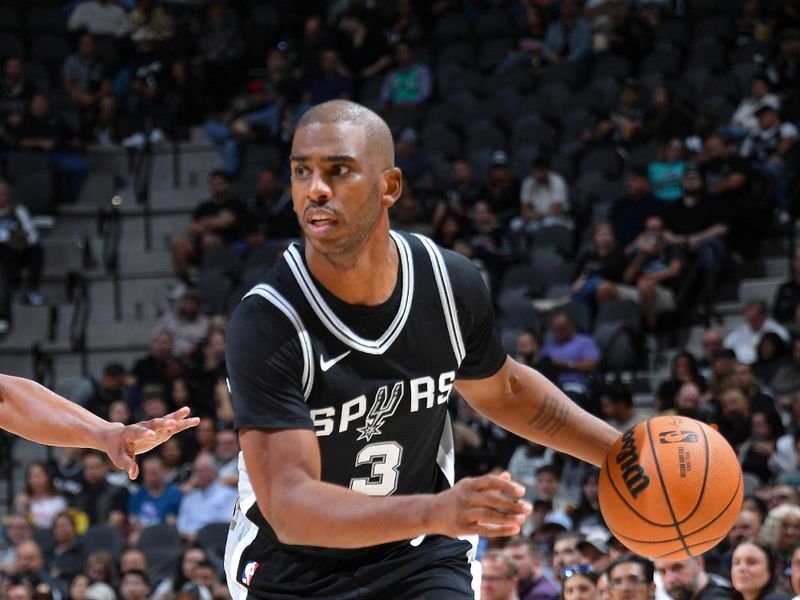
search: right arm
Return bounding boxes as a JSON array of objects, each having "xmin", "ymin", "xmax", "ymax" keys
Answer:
[{"xmin": 240, "ymin": 427, "xmax": 528, "ymax": 547}]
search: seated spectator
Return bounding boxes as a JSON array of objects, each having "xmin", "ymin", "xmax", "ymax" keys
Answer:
[
  {"xmin": 108, "ymin": 401, "xmax": 132, "ymax": 426},
  {"xmin": 0, "ymin": 513, "xmax": 33, "ymax": 572},
  {"xmin": 655, "ymin": 351, "xmax": 706, "ymax": 412},
  {"xmin": 170, "ymin": 170, "xmax": 246, "ymax": 283},
  {"xmin": 120, "ymin": 548, "xmax": 148, "ymax": 575},
  {"xmin": 510, "ymin": 156, "xmax": 572, "ymax": 254},
  {"xmin": 121, "ymin": 29, "xmax": 171, "ymax": 148},
  {"xmin": 119, "ymin": 570, "xmax": 150, "ymax": 600},
  {"xmin": 599, "ymin": 385, "xmax": 644, "ymax": 432},
  {"xmin": 570, "ymin": 220, "xmax": 627, "ymax": 305},
  {"xmin": 244, "ymin": 168, "xmax": 297, "ymax": 248},
  {"xmin": 129, "ymin": 0, "xmax": 173, "ymax": 42},
  {"xmin": 335, "ymin": 9, "xmax": 392, "ymax": 89},
  {"xmin": 753, "ymin": 332, "xmax": 790, "ymax": 387},
  {"xmin": 71, "ymin": 451, "xmax": 129, "ymax": 528},
  {"xmin": 671, "ymin": 381, "xmax": 719, "ymax": 424},
  {"xmin": 13, "ymin": 462, "xmax": 67, "ymax": 529},
  {"xmin": 496, "ymin": 4, "xmax": 548, "ymax": 73},
  {"xmin": 599, "ymin": 215, "xmax": 683, "ymax": 330},
  {"xmin": 0, "ymin": 180, "xmax": 45, "ymax": 334},
  {"xmin": 512, "ymin": 329, "xmax": 557, "ymax": 383},
  {"xmin": 83, "ymin": 551, "xmax": 118, "ymax": 589},
  {"xmin": 733, "ymin": 360, "xmax": 779, "ymax": 417},
  {"xmin": 724, "ymin": 300, "xmax": 790, "ymax": 365},
  {"xmin": 485, "ymin": 151, "xmax": 520, "ymax": 222},
  {"xmin": 47, "ymin": 511, "xmax": 83, "ymax": 585},
  {"xmin": 502, "ymin": 537, "xmax": 558, "ymax": 600},
  {"xmin": 773, "ymin": 247, "xmax": 800, "ymax": 326},
  {"xmin": 718, "ymin": 387, "xmax": 752, "ymax": 450},
  {"xmin": 379, "ymin": 41, "xmax": 432, "ymax": 127},
  {"xmin": 175, "ymin": 453, "xmax": 237, "ymax": 541},
  {"xmin": 15, "ymin": 93, "xmax": 89, "ymax": 205},
  {"xmin": 386, "ymin": 0, "xmax": 423, "ymax": 45},
  {"xmin": 648, "ymin": 138, "xmax": 686, "ymax": 202},
  {"xmin": 507, "ymin": 440, "xmax": 556, "ymax": 502},
  {"xmin": 0, "ymin": 57, "xmax": 37, "ymax": 147},
  {"xmin": 158, "ymin": 437, "xmax": 192, "ymax": 489},
  {"xmin": 10, "ymin": 540, "xmax": 66, "ymax": 600},
  {"xmin": 192, "ymin": 560, "xmax": 226, "ymax": 600},
  {"xmin": 193, "ymin": 3, "xmax": 244, "ymax": 113},
  {"xmin": 755, "ymin": 508, "xmax": 800, "ymax": 584},
  {"xmin": 699, "ymin": 328, "xmax": 724, "ymax": 379},
  {"xmin": 393, "ymin": 127, "xmax": 432, "ymax": 193},
  {"xmin": 543, "ymin": 0, "xmax": 591, "ymax": 65},
  {"xmin": 572, "ymin": 470, "xmax": 605, "ymax": 533},
  {"xmin": 608, "ymin": 167, "xmax": 662, "ymax": 251},
  {"xmin": 740, "ymin": 97, "xmax": 798, "ymax": 214},
  {"xmin": 186, "ymin": 328, "xmax": 226, "ymax": 417},
  {"xmin": 130, "ymin": 330, "xmax": 180, "ymax": 403},
  {"xmin": 730, "ymin": 74, "xmax": 780, "ymax": 137},
  {"xmin": 304, "ymin": 48, "xmax": 353, "ymax": 106},
  {"xmin": 771, "ymin": 28, "xmax": 800, "ymax": 124},
  {"xmin": 153, "ymin": 290, "xmax": 210, "ymax": 359},
  {"xmin": 706, "ymin": 348, "xmax": 737, "ymax": 402},
  {"xmin": 595, "ymin": 79, "xmax": 645, "ymax": 148},
  {"xmin": 540, "ymin": 311, "xmax": 600, "ymax": 408},
  {"xmin": 67, "ymin": 0, "xmax": 133, "ymax": 39},
  {"xmin": 739, "ymin": 408, "xmax": 787, "ymax": 484},
  {"xmin": 598, "ymin": 0, "xmax": 654, "ymax": 67},
  {"xmin": 552, "ymin": 532, "xmax": 587, "ymax": 584},
  {"xmin": 642, "ymin": 84, "xmax": 694, "ymax": 144},
  {"xmin": 654, "ymin": 556, "xmax": 730, "ymax": 600},
  {"xmin": 467, "ymin": 200, "xmax": 511, "ymax": 279},
  {"xmin": 214, "ymin": 428, "xmax": 239, "ymax": 488},
  {"xmin": 662, "ymin": 163, "xmax": 729, "ymax": 314},
  {"xmin": 772, "ymin": 338, "xmax": 800, "ymax": 406},
  {"xmin": 480, "ymin": 550, "xmax": 520, "ymax": 600},
  {"xmin": 431, "ymin": 159, "xmax": 484, "ymax": 230},
  {"xmin": 127, "ymin": 455, "xmax": 182, "ymax": 529},
  {"xmin": 62, "ymin": 33, "xmax": 115, "ymax": 145},
  {"xmin": 70, "ymin": 363, "xmax": 126, "ymax": 419},
  {"xmin": 152, "ymin": 547, "xmax": 212, "ymax": 600}
]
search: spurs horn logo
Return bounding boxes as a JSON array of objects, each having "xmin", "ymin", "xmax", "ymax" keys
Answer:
[{"xmin": 356, "ymin": 382, "xmax": 404, "ymax": 442}]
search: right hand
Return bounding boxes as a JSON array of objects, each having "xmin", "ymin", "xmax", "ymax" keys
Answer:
[{"xmin": 429, "ymin": 471, "xmax": 531, "ymax": 538}]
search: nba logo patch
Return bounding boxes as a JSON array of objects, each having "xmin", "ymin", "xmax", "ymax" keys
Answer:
[{"xmin": 241, "ymin": 561, "xmax": 260, "ymax": 586}]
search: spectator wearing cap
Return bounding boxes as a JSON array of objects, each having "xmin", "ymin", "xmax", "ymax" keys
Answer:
[
  {"xmin": 379, "ymin": 41, "xmax": 432, "ymax": 127},
  {"xmin": 724, "ymin": 300, "xmax": 790, "ymax": 365},
  {"xmin": 486, "ymin": 150, "xmax": 520, "ymax": 222},
  {"xmin": 731, "ymin": 75, "xmax": 781, "ymax": 138},
  {"xmin": 740, "ymin": 96, "xmax": 798, "ymax": 214},
  {"xmin": 503, "ymin": 537, "xmax": 558, "ymax": 600},
  {"xmin": 69, "ymin": 363, "xmax": 126, "ymax": 420},
  {"xmin": 578, "ymin": 529, "xmax": 612, "ymax": 574},
  {"xmin": 394, "ymin": 127, "xmax": 431, "ymax": 192},
  {"xmin": 170, "ymin": 170, "xmax": 246, "ymax": 283},
  {"xmin": 662, "ymin": 163, "xmax": 729, "ymax": 315},
  {"xmin": 510, "ymin": 156, "xmax": 572, "ymax": 253},
  {"xmin": 608, "ymin": 167, "xmax": 662, "ymax": 251},
  {"xmin": 176, "ymin": 452, "xmax": 237, "ymax": 541}
]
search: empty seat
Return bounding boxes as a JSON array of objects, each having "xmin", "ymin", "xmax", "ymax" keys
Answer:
[
  {"xmin": 433, "ymin": 13, "xmax": 471, "ymax": 44},
  {"xmin": 26, "ymin": 8, "xmax": 67, "ymax": 33},
  {"xmin": 421, "ymin": 122, "xmax": 461, "ymax": 158},
  {"xmin": 511, "ymin": 115, "xmax": 556, "ymax": 149},
  {"xmin": 654, "ymin": 19, "xmax": 689, "ymax": 48},
  {"xmin": 510, "ymin": 143, "xmax": 539, "ymax": 181},
  {"xmin": 0, "ymin": 7, "xmax": 21, "ymax": 32},
  {"xmin": 6, "ymin": 151, "xmax": 55, "ymax": 215},
  {"xmin": 591, "ymin": 54, "xmax": 631, "ymax": 81},
  {"xmin": 436, "ymin": 41, "xmax": 474, "ymax": 67},
  {"xmin": 530, "ymin": 226, "xmax": 573, "ymax": 257},
  {"xmin": 136, "ymin": 524, "xmax": 183, "ymax": 583},
  {"xmin": 474, "ymin": 10, "xmax": 511, "ymax": 39},
  {"xmin": 464, "ymin": 120, "xmax": 506, "ymax": 153},
  {"xmin": 31, "ymin": 34, "xmax": 72, "ymax": 66},
  {"xmin": 478, "ymin": 37, "xmax": 514, "ymax": 72},
  {"xmin": 0, "ymin": 33, "xmax": 24, "ymax": 60},
  {"xmin": 578, "ymin": 145, "xmax": 620, "ymax": 177}
]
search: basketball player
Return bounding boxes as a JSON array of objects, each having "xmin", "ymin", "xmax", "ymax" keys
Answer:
[
  {"xmin": 0, "ymin": 374, "xmax": 199, "ymax": 478},
  {"xmin": 224, "ymin": 100, "xmax": 620, "ymax": 599}
]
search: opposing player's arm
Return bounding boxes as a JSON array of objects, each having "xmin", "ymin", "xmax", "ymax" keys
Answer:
[
  {"xmin": 455, "ymin": 357, "xmax": 618, "ymax": 468},
  {"xmin": 0, "ymin": 374, "xmax": 199, "ymax": 478},
  {"xmin": 240, "ymin": 427, "xmax": 529, "ymax": 547}
]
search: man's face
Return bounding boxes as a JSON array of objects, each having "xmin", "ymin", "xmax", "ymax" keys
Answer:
[
  {"xmin": 215, "ymin": 431, "xmax": 239, "ymax": 462},
  {"xmin": 291, "ymin": 123, "xmax": 393, "ymax": 260},
  {"xmin": 192, "ymin": 457, "xmax": 217, "ymax": 489},
  {"xmin": 209, "ymin": 175, "xmax": 230, "ymax": 199},
  {"xmin": 83, "ymin": 455, "xmax": 108, "ymax": 485},
  {"xmin": 654, "ymin": 558, "xmax": 700, "ymax": 600},
  {"xmin": 733, "ymin": 363, "xmax": 754, "ymax": 390},
  {"xmin": 258, "ymin": 170, "xmax": 278, "ymax": 197},
  {"xmin": 6, "ymin": 586, "xmax": 31, "ymax": 600},
  {"xmin": 152, "ymin": 332, "xmax": 172, "ymax": 358},
  {"xmin": 120, "ymin": 575, "xmax": 150, "ymax": 600},
  {"xmin": 480, "ymin": 558, "xmax": 517, "ymax": 600},
  {"xmin": 142, "ymin": 459, "xmax": 163, "ymax": 489},
  {"xmin": 625, "ymin": 175, "xmax": 649, "ymax": 198},
  {"xmin": 79, "ymin": 34, "xmax": 95, "ymax": 58},
  {"xmin": 551, "ymin": 315, "xmax": 574, "ymax": 344},
  {"xmin": 744, "ymin": 306, "xmax": 766, "ymax": 331},
  {"xmin": 503, "ymin": 545, "xmax": 534, "ymax": 583},
  {"xmin": 728, "ymin": 510, "xmax": 761, "ymax": 546},
  {"xmin": 4, "ymin": 58, "xmax": 22, "ymax": 80},
  {"xmin": 553, "ymin": 539, "xmax": 582, "ymax": 573},
  {"xmin": 536, "ymin": 472, "xmax": 560, "ymax": 498},
  {"xmin": 14, "ymin": 542, "xmax": 43, "ymax": 573},
  {"xmin": 702, "ymin": 330, "xmax": 722, "ymax": 359},
  {"xmin": 193, "ymin": 566, "xmax": 216, "ymax": 589},
  {"xmin": 609, "ymin": 561, "xmax": 653, "ymax": 600},
  {"xmin": 120, "ymin": 551, "xmax": 147, "ymax": 573}
]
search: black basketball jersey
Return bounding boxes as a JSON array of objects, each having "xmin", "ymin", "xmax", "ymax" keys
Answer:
[{"xmin": 224, "ymin": 231, "xmax": 506, "ymax": 599}]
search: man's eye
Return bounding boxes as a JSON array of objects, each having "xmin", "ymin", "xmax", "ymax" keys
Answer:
[
  {"xmin": 332, "ymin": 165, "xmax": 350, "ymax": 176},
  {"xmin": 294, "ymin": 166, "xmax": 310, "ymax": 178}
]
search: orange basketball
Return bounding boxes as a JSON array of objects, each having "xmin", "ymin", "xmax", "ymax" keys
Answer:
[{"xmin": 598, "ymin": 415, "xmax": 743, "ymax": 560}]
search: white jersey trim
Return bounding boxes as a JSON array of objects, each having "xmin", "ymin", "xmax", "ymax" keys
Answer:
[
  {"xmin": 413, "ymin": 234, "xmax": 466, "ymax": 366},
  {"xmin": 283, "ymin": 231, "xmax": 414, "ymax": 355},
  {"xmin": 243, "ymin": 284, "xmax": 315, "ymax": 401}
]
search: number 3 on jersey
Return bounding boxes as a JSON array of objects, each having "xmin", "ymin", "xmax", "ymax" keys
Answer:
[{"xmin": 349, "ymin": 442, "xmax": 403, "ymax": 496}]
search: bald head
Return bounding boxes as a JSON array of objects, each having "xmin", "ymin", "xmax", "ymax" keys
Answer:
[{"xmin": 295, "ymin": 100, "xmax": 394, "ymax": 169}]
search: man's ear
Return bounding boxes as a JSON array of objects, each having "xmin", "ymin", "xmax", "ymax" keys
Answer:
[{"xmin": 381, "ymin": 168, "xmax": 403, "ymax": 209}]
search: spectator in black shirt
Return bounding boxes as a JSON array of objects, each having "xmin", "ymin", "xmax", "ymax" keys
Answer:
[
  {"xmin": 130, "ymin": 330, "xmax": 181, "ymax": 404},
  {"xmin": 485, "ymin": 150, "xmax": 519, "ymax": 222},
  {"xmin": 72, "ymin": 450, "xmax": 129, "ymax": 528},
  {"xmin": 609, "ymin": 167, "xmax": 662, "ymax": 251},
  {"xmin": 122, "ymin": 29, "xmax": 171, "ymax": 148},
  {"xmin": 773, "ymin": 247, "xmax": 800, "ymax": 325},
  {"xmin": 69, "ymin": 363, "xmax": 126, "ymax": 420},
  {"xmin": 642, "ymin": 85, "xmax": 693, "ymax": 143},
  {"xmin": 304, "ymin": 48, "xmax": 353, "ymax": 106},
  {"xmin": 0, "ymin": 57, "xmax": 36, "ymax": 147},
  {"xmin": 431, "ymin": 159, "xmax": 485, "ymax": 230},
  {"xmin": 572, "ymin": 220, "xmax": 627, "ymax": 305},
  {"xmin": 245, "ymin": 168, "xmax": 298, "ymax": 247},
  {"xmin": 335, "ymin": 8, "xmax": 392, "ymax": 92},
  {"xmin": 15, "ymin": 93, "xmax": 89, "ymax": 205},
  {"xmin": 170, "ymin": 170, "xmax": 246, "ymax": 282}
]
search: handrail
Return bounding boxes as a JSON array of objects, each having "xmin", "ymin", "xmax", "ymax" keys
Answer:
[
  {"xmin": 130, "ymin": 140, "xmax": 155, "ymax": 251},
  {"xmin": 99, "ymin": 202, "xmax": 122, "ymax": 321},
  {"xmin": 66, "ymin": 270, "xmax": 90, "ymax": 377}
]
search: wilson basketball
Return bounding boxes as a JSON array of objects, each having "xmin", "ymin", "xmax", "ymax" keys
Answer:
[{"xmin": 598, "ymin": 415, "xmax": 743, "ymax": 560}]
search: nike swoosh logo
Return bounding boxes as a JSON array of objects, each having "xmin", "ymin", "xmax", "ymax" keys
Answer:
[{"xmin": 320, "ymin": 350, "xmax": 351, "ymax": 372}]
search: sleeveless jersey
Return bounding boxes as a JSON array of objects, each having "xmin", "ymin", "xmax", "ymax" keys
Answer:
[{"xmin": 224, "ymin": 231, "xmax": 506, "ymax": 599}]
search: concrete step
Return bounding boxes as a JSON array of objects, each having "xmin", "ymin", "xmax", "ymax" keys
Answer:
[
  {"xmin": 1, "ymin": 344, "xmax": 149, "ymax": 382},
  {"xmin": 765, "ymin": 256, "xmax": 790, "ymax": 278},
  {"xmin": 738, "ymin": 276, "xmax": 784, "ymax": 306}
]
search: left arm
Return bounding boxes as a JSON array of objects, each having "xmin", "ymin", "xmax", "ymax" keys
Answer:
[
  {"xmin": 455, "ymin": 357, "xmax": 618, "ymax": 467},
  {"xmin": 0, "ymin": 375, "xmax": 199, "ymax": 478}
]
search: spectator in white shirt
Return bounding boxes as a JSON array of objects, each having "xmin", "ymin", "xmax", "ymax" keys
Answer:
[
  {"xmin": 176, "ymin": 452, "xmax": 237, "ymax": 540},
  {"xmin": 510, "ymin": 156, "xmax": 571, "ymax": 253},
  {"xmin": 67, "ymin": 0, "xmax": 133, "ymax": 39},
  {"xmin": 730, "ymin": 75, "xmax": 781, "ymax": 137},
  {"xmin": 724, "ymin": 300, "xmax": 790, "ymax": 364}
]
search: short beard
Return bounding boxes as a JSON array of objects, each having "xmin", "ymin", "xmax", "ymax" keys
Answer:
[{"xmin": 665, "ymin": 584, "xmax": 694, "ymax": 600}]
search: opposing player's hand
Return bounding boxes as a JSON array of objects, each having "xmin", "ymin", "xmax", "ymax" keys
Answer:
[
  {"xmin": 430, "ymin": 471, "xmax": 531, "ymax": 538},
  {"xmin": 102, "ymin": 407, "xmax": 201, "ymax": 479}
]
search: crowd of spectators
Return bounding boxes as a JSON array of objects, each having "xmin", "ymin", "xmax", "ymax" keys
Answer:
[{"xmin": 3, "ymin": 0, "xmax": 800, "ymax": 599}]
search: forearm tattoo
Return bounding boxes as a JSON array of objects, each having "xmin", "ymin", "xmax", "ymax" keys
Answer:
[{"xmin": 526, "ymin": 393, "xmax": 569, "ymax": 437}]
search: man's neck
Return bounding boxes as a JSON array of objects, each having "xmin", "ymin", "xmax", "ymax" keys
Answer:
[{"xmin": 305, "ymin": 223, "xmax": 398, "ymax": 306}]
